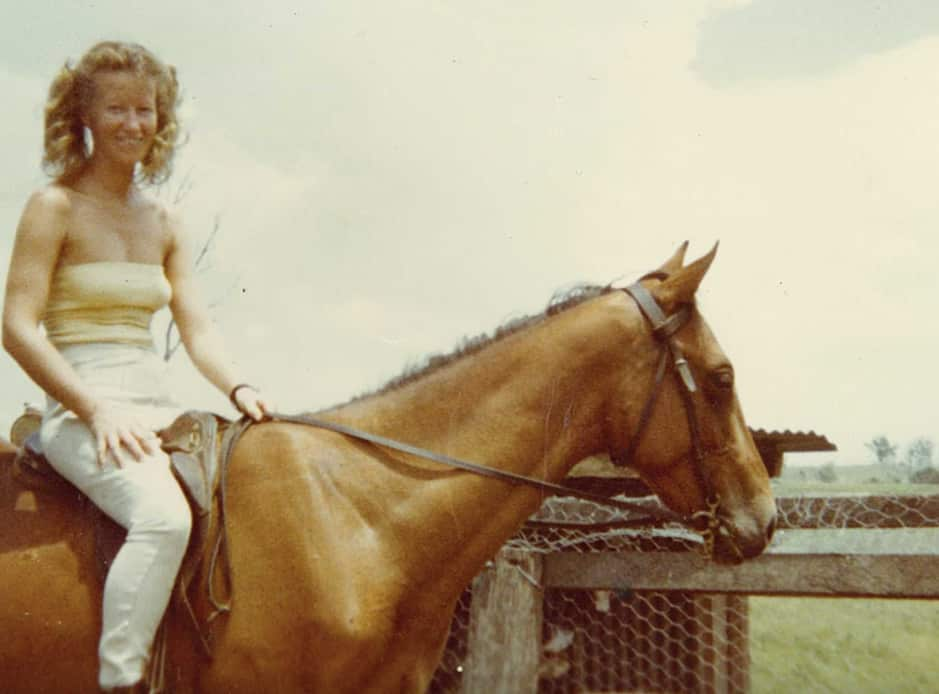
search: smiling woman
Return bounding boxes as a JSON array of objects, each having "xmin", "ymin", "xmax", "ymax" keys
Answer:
[
  {"xmin": 42, "ymin": 42, "xmax": 180, "ymax": 186},
  {"xmin": 1, "ymin": 41, "xmax": 275, "ymax": 693},
  {"xmin": 81, "ymin": 71, "xmax": 158, "ymax": 170}
]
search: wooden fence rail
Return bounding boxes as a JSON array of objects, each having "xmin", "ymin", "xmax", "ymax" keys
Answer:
[{"xmin": 545, "ymin": 528, "xmax": 939, "ymax": 598}]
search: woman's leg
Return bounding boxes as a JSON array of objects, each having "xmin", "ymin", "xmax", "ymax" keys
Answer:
[{"xmin": 40, "ymin": 416, "xmax": 191, "ymax": 690}]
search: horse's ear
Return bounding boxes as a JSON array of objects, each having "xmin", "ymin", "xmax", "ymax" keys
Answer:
[
  {"xmin": 656, "ymin": 241, "xmax": 689, "ymax": 275},
  {"xmin": 653, "ymin": 242, "xmax": 718, "ymax": 308}
]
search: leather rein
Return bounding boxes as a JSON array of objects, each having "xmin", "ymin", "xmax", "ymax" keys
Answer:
[{"xmin": 230, "ymin": 277, "xmax": 725, "ymax": 546}]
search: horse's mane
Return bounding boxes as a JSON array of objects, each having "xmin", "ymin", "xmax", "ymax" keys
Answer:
[{"xmin": 341, "ymin": 283, "xmax": 616, "ymax": 405}]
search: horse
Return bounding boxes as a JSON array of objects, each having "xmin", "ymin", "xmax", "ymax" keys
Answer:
[{"xmin": 0, "ymin": 244, "xmax": 775, "ymax": 693}]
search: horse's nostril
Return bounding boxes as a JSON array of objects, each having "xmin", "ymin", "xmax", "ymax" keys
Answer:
[{"xmin": 765, "ymin": 515, "xmax": 777, "ymax": 543}]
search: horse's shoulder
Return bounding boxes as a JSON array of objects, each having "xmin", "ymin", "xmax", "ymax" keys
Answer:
[
  {"xmin": 239, "ymin": 420, "xmax": 317, "ymax": 450},
  {"xmin": 239, "ymin": 419, "xmax": 364, "ymax": 453}
]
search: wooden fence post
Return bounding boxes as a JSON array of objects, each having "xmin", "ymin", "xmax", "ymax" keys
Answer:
[
  {"xmin": 694, "ymin": 593, "xmax": 750, "ymax": 694},
  {"xmin": 461, "ymin": 547, "xmax": 543, "ymax": 694}
]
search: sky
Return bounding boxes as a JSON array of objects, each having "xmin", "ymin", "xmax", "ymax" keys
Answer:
[{"xmin": 1, "ymin": 0, "xmax": 937, "ymax": 467}]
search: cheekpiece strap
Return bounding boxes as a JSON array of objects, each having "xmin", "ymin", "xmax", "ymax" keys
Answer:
[
  {"xmin": 624, "ymin": 282, "xmax": 697, "ymax": 393},
  {"xmin": 625, "ymin": 282, "xmax": 668, "ymax": 332}
]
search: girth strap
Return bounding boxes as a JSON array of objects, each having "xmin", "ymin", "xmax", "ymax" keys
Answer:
[{"xmin": 204, "ymin": 416, "xmax": 253, "ymax": 624}]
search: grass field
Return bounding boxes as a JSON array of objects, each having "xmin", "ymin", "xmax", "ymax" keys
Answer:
[{"xmin": 750, "ymin": 597, "xmax": 939, "ymax": 693}]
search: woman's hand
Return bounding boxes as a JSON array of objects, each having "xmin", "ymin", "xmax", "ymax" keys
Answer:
[
  {"xmin": 231, "ymin": 385, "xmax": 275, "ymax": 422},
  {"xmin": 88, "ymin": 402, "xmax": 162, "ymax": 467}
]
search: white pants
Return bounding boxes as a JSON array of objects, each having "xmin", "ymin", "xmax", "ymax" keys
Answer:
[{"xmin": 39, "ymin": 344, "xmax": 190, "ymax": 690}]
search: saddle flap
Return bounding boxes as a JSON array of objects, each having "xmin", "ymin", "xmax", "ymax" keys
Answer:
[{"xmin": 159, "ymin": 411, "xmax": 224, "ymax": 515}]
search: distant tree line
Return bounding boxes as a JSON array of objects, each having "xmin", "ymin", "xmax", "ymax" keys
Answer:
[{"xmin": 865, "ymin": 435, "xmax": 939, "ymax": 484}]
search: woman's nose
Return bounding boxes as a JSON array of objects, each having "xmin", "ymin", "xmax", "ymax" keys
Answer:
[{"xmin": 117, "ymin": 109, "xmax": 140, "ymax": 130}]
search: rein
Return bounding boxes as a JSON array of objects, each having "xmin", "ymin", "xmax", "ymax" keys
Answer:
[
  {"xmin": 256, "ymin": 411, "xmax": 685, "ymax": 526},
  {"xmin": 222, "ymin": 276, "xmax": 725, "ymax": 543},
  {"xmin": 198, "ymin": 274, "xmax": 730, "ymax": 659},
  {"xmin": 204, "ymin": 407, "xmax": 688, "ymax": 645}
]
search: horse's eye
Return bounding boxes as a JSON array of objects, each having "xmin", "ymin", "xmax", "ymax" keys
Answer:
[{"xmin": 712, "ymin": 368, "xmax": 734, "ymax": 390}]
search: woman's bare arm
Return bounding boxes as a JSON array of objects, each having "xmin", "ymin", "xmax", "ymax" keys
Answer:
[
  {"xmin": 164, "ymin": 209, "xmax": 273, "ymax": 420},
  {"xmin": 2, "ymin": 188, "xmax": 99, "ymax": 421},
  {"xmin": 2, "ymin": 187, "xmax": 160, "ymax": 463}
]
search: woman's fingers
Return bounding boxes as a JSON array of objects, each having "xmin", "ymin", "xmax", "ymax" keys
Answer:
[
  {"xmin": 93, "ymin": 409, "xmax": 162, "ymax": 466},
  {"xmin": 251, "ymin": 395, "xmax": 276, "ymax": 422},
  {"xmin": 142, "ymin": 430, "xmax": 162, "ymax": 455},
  {"xmin": 234, "ymin": 387, "xmax": 273, "ymax": 422},
  {"xmin": 104, "ymin": 430, "xmax": 124, "ymax": 468},
  {"xmin": 120, "ymin": 428, "xmax": 147, "ymax": 461},
  {"xmin": 246, "ymin": 400, "xmax": 264, "ymax": 422},
  {"xmin": 96, "ymin": 432, "xmax": 109, "ymax": 468}
]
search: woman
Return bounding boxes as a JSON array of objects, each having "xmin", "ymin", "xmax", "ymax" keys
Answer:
[{"xmin": 2, "ymin": 41, "xmax": 274, "ymax": 692}]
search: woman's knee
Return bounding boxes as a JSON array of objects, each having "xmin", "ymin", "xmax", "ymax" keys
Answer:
[
  {"xmin": 145, "ymin": 510, "xmax": 191, "ymax": 562},
  {"xmin": 133, "ymin": 488, "xmax": 192, "ymax": 549},
  {"xmin": 164, "ymin": 500, "xmax": 192, "ymax": 540},
  {"xmin": 160, "ymin": 497, "xmax": 192, "ymax": 548}
]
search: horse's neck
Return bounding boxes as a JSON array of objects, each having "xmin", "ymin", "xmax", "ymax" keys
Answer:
[
  {"xmin": 334, "ymin": 295, "xmax": 627, "ymax": 477},
  {"xmin": 328, "ymin": 294, "xmax": 636, "ymax": 583}
]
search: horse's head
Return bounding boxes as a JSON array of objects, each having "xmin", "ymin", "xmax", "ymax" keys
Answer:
[{"xmin": 609, "ymin": 243, "xmax": 775, "ymax": 562}]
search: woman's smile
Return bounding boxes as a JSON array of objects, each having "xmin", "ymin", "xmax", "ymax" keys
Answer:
[{"xmin": 84, "ymin": 71, "xmax": 158, "ymax": 167}]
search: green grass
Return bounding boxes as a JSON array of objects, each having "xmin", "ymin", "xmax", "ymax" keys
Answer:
[
  {"xmin": 752, "ymin": 472, "xmax": 939, "ymax": 691},
  {"xmin": 750, "ymin": 597, "xmax": 939, "ymax": 693}
]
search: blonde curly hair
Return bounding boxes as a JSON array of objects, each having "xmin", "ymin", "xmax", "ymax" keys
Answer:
[{"xmin": 43, "ymin": 41, "xmax": 180, "ymax": 185}]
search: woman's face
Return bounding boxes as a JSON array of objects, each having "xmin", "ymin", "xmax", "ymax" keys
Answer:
[{"xmin": 83, "ymin": 70, "xmax": 158, "ymax": 170}]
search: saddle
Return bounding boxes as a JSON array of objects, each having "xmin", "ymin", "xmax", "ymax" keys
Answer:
[{"xmin": 11, "ymin": 410, "xmax": 250, "ymax": 662}]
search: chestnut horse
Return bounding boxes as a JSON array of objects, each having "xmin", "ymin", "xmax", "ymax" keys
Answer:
[{"xmin": 0, "ymin": 244, "xmax": 775, "ymax": 693}]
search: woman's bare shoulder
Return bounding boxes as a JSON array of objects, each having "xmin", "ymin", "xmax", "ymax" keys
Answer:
[
  {"xmin": 149, "ymin": 196, "xmax": 187, "ymax": 247},
  {"xmin": 23, "ymin": 184, "xmax": 73, "ymax": 217},
  {"xmin": 17, "ymin": 184, "xmax": 73, "ymax": 241}
]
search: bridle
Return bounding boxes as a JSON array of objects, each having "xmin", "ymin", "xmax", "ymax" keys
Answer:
[
  {"xmin": 611, "ymin": 275, "xmax": 730, "ymax": 557},
  {"xmin": 228, "ymin": 275, "xmax": 733, "ymax": 557}
]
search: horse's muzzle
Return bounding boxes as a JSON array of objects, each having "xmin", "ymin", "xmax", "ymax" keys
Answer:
[{"xmin": 713, "ymin": 507, "xmax": 777, "ymax": 564}]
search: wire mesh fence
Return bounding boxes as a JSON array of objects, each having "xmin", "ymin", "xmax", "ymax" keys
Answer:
[{"xmin": 429, "ymin": 488, "xmax": 939, "ymax": 694}]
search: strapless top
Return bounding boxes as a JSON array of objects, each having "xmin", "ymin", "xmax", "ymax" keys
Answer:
[{"xmin": 43, "ymin": 262, "xmax": 172, "ymax": 348}]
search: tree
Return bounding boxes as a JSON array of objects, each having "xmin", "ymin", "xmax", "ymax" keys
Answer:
[
  {"xmin": 910, "ymin": 467, "xmax": 939, "ymax": 484},
  {"xmin": 865, "ymin": 435, "xmax": 897, "ymax": 466},
  {"xmin": 904, "ymin": 437, "xmax": 935, "ymax": 471},
  {"xmin": 817, "ymin": 462, "xmax": 838, "ymax": 483}
]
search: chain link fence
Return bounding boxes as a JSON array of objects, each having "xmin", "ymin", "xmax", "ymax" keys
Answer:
[{"xmin": 429, "ymin": 487, "xmax": 939, "ymax": 693}]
